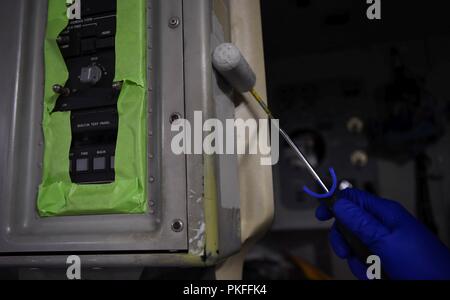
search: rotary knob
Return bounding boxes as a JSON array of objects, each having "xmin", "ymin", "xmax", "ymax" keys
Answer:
[{"xmin": 80, "ymin": 65, "xmax": 103, "ymax": 85}]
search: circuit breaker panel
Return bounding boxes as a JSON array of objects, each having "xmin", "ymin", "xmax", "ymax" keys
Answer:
[{"xmin": 54, "ymin": 0, "xmax": 119, "ymax": 184}]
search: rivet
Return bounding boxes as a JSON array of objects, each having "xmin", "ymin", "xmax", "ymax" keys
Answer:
[
  {"xmin": 168, "ymin": 17, "xmax": 180, "ymax": 28},
  {"xmin": 171, "ymin": 219, "xmax": 184, "ymax": 232},
  {"xmin": 169, "ymin": 113, "xmax": 182, "ymax": 124}
]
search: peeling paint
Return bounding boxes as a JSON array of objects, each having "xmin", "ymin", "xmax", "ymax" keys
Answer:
[
  {"xmin": 189, "ymin": 189, "xmax": 197, "ymax": 200},
  {"xmin": 189, "ymin": 221, "xmax": 206, "ymax": 256}
]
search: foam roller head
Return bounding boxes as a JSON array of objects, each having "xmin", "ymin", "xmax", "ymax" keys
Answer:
[{"xmin": 212, "ymin": 43, "xmax": 256, "ymax": 93}]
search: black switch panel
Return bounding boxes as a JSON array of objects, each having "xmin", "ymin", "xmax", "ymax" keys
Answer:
[{"xmin": 54, "ymin": 0, "xmax": 118, "ymax": 184}]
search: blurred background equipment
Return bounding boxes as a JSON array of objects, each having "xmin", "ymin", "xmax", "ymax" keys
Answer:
[{"xmin": 241, "ymin": 0, "xmax": 450, "ymax": 280}]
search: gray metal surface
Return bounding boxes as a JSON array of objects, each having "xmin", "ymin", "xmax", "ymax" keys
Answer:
[
  {"xmin": 0, "ymin": 0, "xmax": 187, "ymax": 254},
  {"xmin": 183, "ymin": 0, "xmax": 214, "ymax": 258},
  {"xmin": 183, "ymin": 0, "xmax": 242, "ymax": 260},
  {"xmin": 211, "ymin": 14, "xmax": 242, "ymax": 259}
]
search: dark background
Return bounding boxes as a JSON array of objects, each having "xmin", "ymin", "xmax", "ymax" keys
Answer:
[{"xmin": 243, "ymin": 0, "xmax": 450, "ymax": 279}]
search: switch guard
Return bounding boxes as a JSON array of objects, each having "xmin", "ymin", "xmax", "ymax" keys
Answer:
[{"xmin": 37, "ymin": 0, "xmax": 148, "ymax": 217}]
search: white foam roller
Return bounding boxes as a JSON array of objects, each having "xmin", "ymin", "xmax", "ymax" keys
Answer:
[{"xmin": 212, "ymin": 43, "xmax": 256, "ymax": 93}]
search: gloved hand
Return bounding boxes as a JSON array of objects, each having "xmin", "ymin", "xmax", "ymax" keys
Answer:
[{"xmin": 316, "ymin": 188, "xmax": 450, "ymax": 280}]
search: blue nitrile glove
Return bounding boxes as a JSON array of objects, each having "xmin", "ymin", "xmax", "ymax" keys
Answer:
[{"xmin": 316, "ymin": 188, "xmax": 450, "ymax": 280}]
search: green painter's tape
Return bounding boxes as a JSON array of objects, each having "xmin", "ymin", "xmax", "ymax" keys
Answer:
[{"xmin": 38, "ymin": 0, "xmax": 148, "ymax": 216}]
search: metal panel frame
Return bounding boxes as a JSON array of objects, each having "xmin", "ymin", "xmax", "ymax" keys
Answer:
[
  {"xmin": 0, "ymin": 0, "xmax": 187, "ymax": 254},
  {"xmin": 0, "ymin": 0, "xmax": 241, "ymax": 267},
  {"xmin": 184, "ymin": 0, "xmax": 241, "ymax": 260}
]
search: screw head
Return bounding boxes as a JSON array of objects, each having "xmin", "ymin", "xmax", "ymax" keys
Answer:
[
  {"xmin": 52, "ymin": 84, "xmax": 70, "ymax": 96},
  {"xmin": 169, "ymin": 113, "xmax": 182, "ymax": 124},
  {"xmin": 171, "ymin": 219, "xmax": 184, "ymax": 232},
  {"xmin": 169, "ymin": 17, "xmax": 180, "ymax": 28}
]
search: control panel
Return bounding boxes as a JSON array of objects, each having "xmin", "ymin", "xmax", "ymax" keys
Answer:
[{"xmin": 53, "ymin": 0, "xmax": 119, "ymax": 184}]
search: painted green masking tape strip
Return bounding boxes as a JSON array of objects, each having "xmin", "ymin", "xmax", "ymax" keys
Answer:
[{"xmin": 38, "ymin": 0, "xmax": 148, "ymax": 216}]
